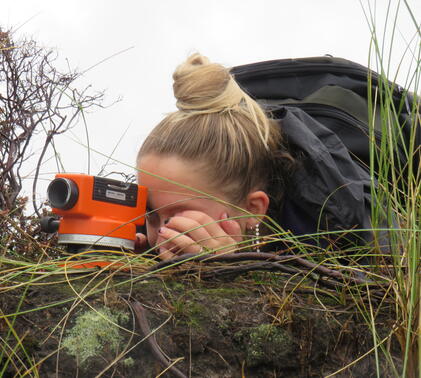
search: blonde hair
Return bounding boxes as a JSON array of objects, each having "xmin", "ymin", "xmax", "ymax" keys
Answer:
[{"xmin": 138, "ymin": 53, "xmax": 293, "ymax": 205}]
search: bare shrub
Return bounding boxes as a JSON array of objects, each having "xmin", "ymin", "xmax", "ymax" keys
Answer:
[{"xmin": 0, "ymin": 28, "xmax": 103, "ymax": 213}]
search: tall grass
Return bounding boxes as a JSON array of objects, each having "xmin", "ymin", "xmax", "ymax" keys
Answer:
[{"xmin": 361, "ymin": 0, "xmax": 420, "ymax": 376}]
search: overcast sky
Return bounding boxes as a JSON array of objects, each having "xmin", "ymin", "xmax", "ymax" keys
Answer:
[{"xmin": 1, "ymin": 0, "xmax": 420, "ymax": 210}]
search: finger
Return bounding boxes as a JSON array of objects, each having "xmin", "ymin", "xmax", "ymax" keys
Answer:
[
  {"xmin": 134, "ymin": 233, "xmax": 149, "ymax": 253},
  {"xmin": 164, "ymin": 216, "xmax": 217, "ymax": 248},
  {"xmin": 170, "ymin": 215, "xmax": 238, "ymax": 251},
  {"xmin": 158, "ymin": 245, "xmax": 176, "ymax": 261},
  {"xmin": 178, "ymin": 210, "xmax": 241, "ymax": 249},
  {"xmin": 156, "ymin": 237, "xmax": 183, "ymax": 260},
  {"xmin": 168, "ymin": 211, "xmax": 241, "ymax": 254},
  {"xmin": 158, "ymin": 226, "xmax": 203, "ymax": 254},
  {"xmin": 219, "ymin": 213, "xmax": 243, "ymax": 242},
  {"xmin": 170, "ymin": 211, "xmax": 237, "ymax": 245}
]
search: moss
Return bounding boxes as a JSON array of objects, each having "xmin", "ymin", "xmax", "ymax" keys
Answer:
[
  {"xmin": 317, "ymin": 293, "xmax": 342, "ymax": 306},
  {"xmin": 235, "ymin": 324, "xmax": 297, "ymax": 368},
  {"xmin": 22, "ymin": 334, "xmax": 39, "ymax": 354},
  {"xmin": 166, "ymin": 281, "xmax": 186, "ymax": 291},
  {"xmin": 121, "ymin": 357, "xmax": 135, "ymax": 368},
  {"xmin": 201, "ymin": 287, "xmax": 249, "ymax": 297},
  {"xmin": 62, "ymin": 307, "xmax": 129, "ymax": 366},
  {"xmin": 186, "ymin": 301, "xmax": 209, "ymax": 328},
  {"xmin": 172, "ymin": 299, "xmax": 208, "ymax": 328},
  {"xmin": 249, "ymin": 272, "xmax": 283, "ymax": 286}
]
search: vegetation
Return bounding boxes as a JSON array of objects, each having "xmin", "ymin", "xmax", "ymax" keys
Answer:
[
  {"xmin": 362, "ymin": 1, "xmax": 420, "ymax": 376},
  {"xmin": 62, "ymin": 307, "xmax": 129, "ymax": 366},
  {"xmin": 0, "ymin": 28, "xmax": 103, "ymax": 214}
]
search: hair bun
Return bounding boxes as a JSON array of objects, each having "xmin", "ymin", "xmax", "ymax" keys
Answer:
[
  {"xmin": 171, "ymin": 53, "xmax": 270, "ymax": 149},
  {"xmin": 173, "ymin": 53, "xmax": 243, "ymax": 113}
]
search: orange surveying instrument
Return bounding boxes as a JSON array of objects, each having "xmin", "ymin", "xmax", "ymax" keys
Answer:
[{"xmin": 40, "ymin": 174, "xmax": 147, "ymax": 252}]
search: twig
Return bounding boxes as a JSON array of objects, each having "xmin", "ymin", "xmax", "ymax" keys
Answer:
[
  {"xmin": 149, "ymin": 252, "xmax": 378, "ymax": 287},
  {"xmin": 128, "ymin": 299, "xmax": 187, "ymax": 378}
]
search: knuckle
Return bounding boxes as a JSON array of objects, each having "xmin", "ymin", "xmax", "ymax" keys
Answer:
[
  {"xmin": 194, "ymin": 212, "xmax": 209, "ymax": 224},
  {"xmin": 180, "ymin": 210, "xmax": 209, "ymax": 223},
  {"xmin": 173, "ymin": 216, "xmax": 200, "ymax": 231}
]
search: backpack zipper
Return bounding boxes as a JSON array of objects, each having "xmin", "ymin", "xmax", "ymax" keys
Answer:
[{"xmin": 232, "ymin": 59, "xmax": 375, "ymax": 83}]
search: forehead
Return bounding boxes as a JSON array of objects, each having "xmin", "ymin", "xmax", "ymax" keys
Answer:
[
  {"xmin": 138, "ymin": 154, "xmax": 207, "ymax": 190},
  {"xmin": 137, "ymin": 154, "xmax": 227, "ymax": 212}
]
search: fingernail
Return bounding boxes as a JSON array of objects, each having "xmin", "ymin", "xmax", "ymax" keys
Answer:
[
  {"xmin": 221, "ymin": 212, "xmax": 228, "ymax": 219},
  {"xmin": 159, "ymin": 227, "xmax": 168, "ymax": 234}
]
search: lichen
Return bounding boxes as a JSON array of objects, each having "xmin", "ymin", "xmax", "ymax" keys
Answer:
[{"xmin": 62, "ymin": 307, "xmax": 128, "ymax": 366}]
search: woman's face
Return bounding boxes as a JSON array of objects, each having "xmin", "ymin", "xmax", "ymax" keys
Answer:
[{"xmin": 137, "ymin": 154, "xmax": 246, "ymax": 250}]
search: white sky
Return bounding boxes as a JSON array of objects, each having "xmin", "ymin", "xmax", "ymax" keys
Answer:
[{"xmin": 1, "ymin": 0, "xmax": 420, "ymax": 211}]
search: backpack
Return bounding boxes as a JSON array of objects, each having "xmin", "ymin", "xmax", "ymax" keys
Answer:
[
  {"xmin": 232, "ymin": 56, "xmax": 419, "ymax": 176},
  {"xmin": 231, "ymin": 56, "xmax": 420, "ymax": 247}
]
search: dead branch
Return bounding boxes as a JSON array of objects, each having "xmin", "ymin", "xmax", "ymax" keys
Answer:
[{"xmin": 0, "ymin": 28, "xmax": 103, "ymax": 215}]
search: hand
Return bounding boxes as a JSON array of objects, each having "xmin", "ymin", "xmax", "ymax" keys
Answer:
[
  {"xmin": 156, "ymin": 210, "xmax": 242, "ymax": 260},
  {"xmin": 134, "ymin": 233, "xmax": 149, "ymax": 253}
]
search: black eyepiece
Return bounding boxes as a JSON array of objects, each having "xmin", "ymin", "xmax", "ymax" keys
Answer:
[
  {"xmin": 40, "ymin": 216, "xmax": 60, "ymax": 233},
  {"xmin": 47, "ymin": 178, "xmax": 79, "ymax": 210}
]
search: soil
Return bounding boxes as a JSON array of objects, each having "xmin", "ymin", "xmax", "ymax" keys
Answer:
[{"xmin": 0, "ymin": 266, "xmax": 401, "ymax": 377}]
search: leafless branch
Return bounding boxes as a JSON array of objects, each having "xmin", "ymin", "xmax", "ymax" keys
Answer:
[{"xmin": 0, "ymin": 28, "xmax": 103, "ymax": 215}]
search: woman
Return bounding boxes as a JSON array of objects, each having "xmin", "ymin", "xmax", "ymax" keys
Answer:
[{"xmin": 136, "ymin": 54, "xmax": 372, "ymax": 260}]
